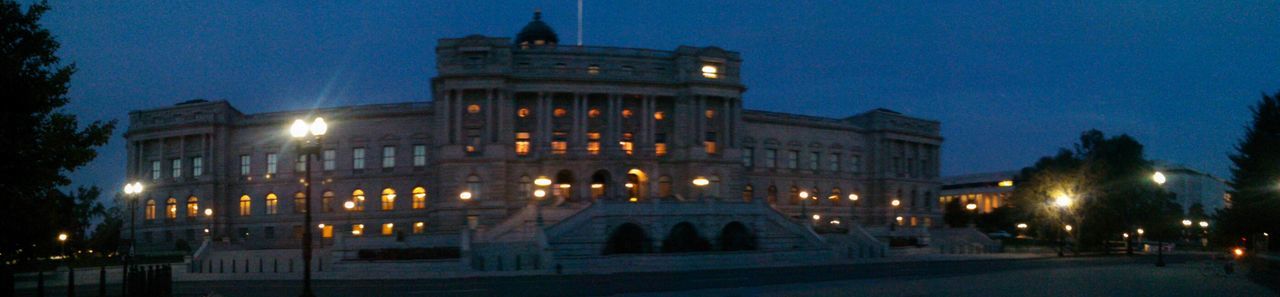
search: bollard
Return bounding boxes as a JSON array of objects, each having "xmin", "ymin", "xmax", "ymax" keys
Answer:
[
  {"xmin": 36, "ymin": 271, "xmax": 43, "ymax": 297},
  {"xmin": 99, "ymin": 266, "xmax": 106, "ymax": 297},
  {"xmin": 66, "ymin": 266, "xmax": 74, "ymax": 297}
]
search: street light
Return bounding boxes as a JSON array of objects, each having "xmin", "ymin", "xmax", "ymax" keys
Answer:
[
  {"xmin": 1198, "ymin": 221, "xmax": 1210, "ymax": 251},
  {"xmin": 1151, "ymin": 172, "xmax": 1167, "ymax": 267},
  {"xmin": 289, "ymin": 117, "xmax": 327, "ymax": 297},
  {"xmin": 1053, "ymin": 194, "xmax": 1073, "ymax": 257},
  {"xmin": 848, "ymin": 194, "xmax": 859, "ymax": 227},
  {"xmin": 121, "ymin": 181, "xmax": 143, "ymax": 297},
  {"xmin": 204, "ymin": 208, "xmax": 214, "ymax": 239},
  {"xmin": 890, "ymin": 199, "xmax": 901, "ymax": 231},
  {"xmin": 799, "ymin": 191, "xmax": 811, "ymax": 221},
  {"xmin": 1152, "ymin": 171, "xmax": 1167, "ymax": 185},
  {"xmin": 692, "ymin": 177, "xmax": 709, "ymax": 200},
  {"xmin": 57, "ymin": 232, "xmax": 68, "ymax": 259},
  {"xmin": 533, "ymin": 189, "xmax": 547, "ymax": 227},
  {"xmin": 459, "ymin": 191, "xmax": 474, "ymax": 230},
  {"xmin": 965, "ymin": 203, "xmax": 978, "ymax": 228}
]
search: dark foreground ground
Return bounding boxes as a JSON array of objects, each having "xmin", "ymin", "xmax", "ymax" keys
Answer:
[{"xmin": 18, "ymin": 254, "xmax": 1278, "ymax": 297}]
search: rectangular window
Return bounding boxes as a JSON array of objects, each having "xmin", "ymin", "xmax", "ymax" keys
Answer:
[
  {"xmin": 266, "ymin": 153, "xmax": 278, "ymax": 175},
  {"xmin": 587, "ymin": 132, "xmax": 601, "ymax": 155},
  {"xmin": 765, "ymin": 149, "xmax": 777, "ymax": 168},
  {"xmin": 655, "ymin": 133, "xmax": 668, "ymax": 157},
  {"xmin": 850, "ymin": 155, "xmax": 862, "ymax": 172},
  {"xmin": 514, "ymin": 132, "xmax": 531, "ymax": 156},
  {"xmin": 321, "ymin": 225, "xmax": 333, "ymax": 239},
  {"xmin": 704, "ymin": 132, "xmax": 717, "ymax": 155},
  {"xmin": 551, "ymin": 131, "xmax": 568, "ymax": 155},
  {"xmin": 787, "ymin": 150, "xmax": 799, "ymax": 169},
  {"xmin": 413, "ymin": 222, "xmax": 425, "ymax": 234},
  {"xmin": 323, "ymin": 149, "xmax": 335, "ymax": 171},
  {"xmin": 264, "ymin": 226, "xmax": 275, "ymax": 239},
  {"xmin": 465, "ymin": 129, "xmax": 481, "ymax": 154},
  {"xmin": 171, "ymin": 158, "xmax": 182, "ymax": 178},
  {"xmin": 239, "ymin": 155, "xmax": 250, "ymax": 176},
  {"xmin": 353, "ymin": 148, "xmax": 365, "ymax": 170},
  {"xmin": 743, "ymin": 147, "xmax": 754, "ymax": 167},
  {"xmin": 295, "ymin": 154, "xmax": 307, "ymax": 172},
  {"xmin": 151, "ymin": 160, "xmax": 161, "ymax": 180},
  {"xmin": 413, "ymin": 145, "xmax": 426, "ymax": 166},
  {"xmin": 382, "ymin": 146, "xmax": 396, "ymax": 168},
  {"xmin": 621, "ymin": 133, "xmax": 634, "ymax": 155},
  {"xmin": 381, "ymin": 223, "xmax": 394, "ymax": 236},
  {"xmin": 809, "ymin": 152, "xmax": 820, "ymax": 170},
  {"xmin": 830, "ymin": 153, "xmax": 841, "ymax": 172},
  {"xmin": 352, "ymin": 224, "xmax": 365, "ymax": 237},
  {"xmin": 192, "ymin": 157, "xmax": 203, "ymax": 177}
]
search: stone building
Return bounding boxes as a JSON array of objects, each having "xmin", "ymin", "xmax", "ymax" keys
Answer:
[{"xmin": 123, "ymin": 12, "xmax": 944, "ymax": 273}]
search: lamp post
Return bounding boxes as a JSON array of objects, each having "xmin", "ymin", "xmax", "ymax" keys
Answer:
[
  {"xmin": 342, "ymin": 201, "xmax": 355, "ymax": 250},
  {"xmin": 289, "ymin": 117, "xmax": 327, "ymax": 297},
  {"xmin": 534, "ymin": 176, "xmax": 551, "ymax": 227},
  {"xmin": 204, "ymin": 208, "xmax": 214, "ymax": 240},
  {"xmin": 460, "ymin": 191, "xmax": 473, "ymax": 230},
  {"xmin": 57, "ymin": 233, "xmax": 68, "ymax": 259},
  {"xmin": 120, "ymin": 181, "xmax": 143, "ymax": 296},
  {"xmin": 1198, "ymin": 221, "xmax": 1209, "ymax": 251},
  {"xmin": 1053, "ymin": 194, "xmax": 1073, "ymax": 257},
  {"xmin": 1017, "ymin": 223, "xmax": 1029, "ymax": 238},
  {"xmin": 890, "ymin": 199, "xmax": 901, "ymax": 231},
  {"xmin": 965, "ymin": 202, "xmax": 978, "ymax": 228},
  {"xmin": 799, "ymin": 191, "xmax": 811, "ymax": 223},
  {"xmin": 848, "ymin": 194, "xmax": 859, "ymax": 227},
  {"xmin": 1152, "ymin": 171, "xmax": 1167, "ymax": 267},
  {"xmin": 1181, "ymin": 219, "xmax": 1192, "ymax": 243},
  {"xmin": 692, "ymin": 177, "xmax": 709, "ymax": 200}
]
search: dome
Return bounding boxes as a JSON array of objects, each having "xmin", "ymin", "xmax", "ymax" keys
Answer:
[{"xmin": 516, "ymin": 10, "xmax": 559, "ymax": 47}]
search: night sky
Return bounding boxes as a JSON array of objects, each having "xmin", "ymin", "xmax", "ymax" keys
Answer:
[{"xmin": 37, "ymin": 1, "xmax": 1280, "ymax": 199}]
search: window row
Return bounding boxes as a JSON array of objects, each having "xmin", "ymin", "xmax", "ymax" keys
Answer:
[
  {"xmin": 237, "ymin": 145, "xmax": 428, "ymax": 176},
  {"xmin": 149, "ymin": 157, "xmax": 204, "ymax": 180},
  {"xmin": 743, "ymin": 147, "xmax": 861, "ymax": 172}
]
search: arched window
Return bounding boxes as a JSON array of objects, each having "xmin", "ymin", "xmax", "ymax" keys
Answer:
[
  {"xmin": 604, "ymin": 223, "xmax": 650, "ymax": 255},
  {"xmin": 767, "ymin": 185, "xmax": 778, "ymax": 204},
  {"xmin": 322, "ymin": 191, "xmax": 334, "ymax": 212},
  {"xmin": 657, "ymin": 176, "xmax": 672, "ymax": 197},
  {"xmin": 662, "ymin": 222, "xmax": 711, "ymax": 253},
  {"xmin": 145, "ymin": 199, "xmax": 156, "ymax": 220},
  {"xmin": 239, "ymin": 195, "xmax": 251, "ymax": 216},
  {"xmin": 381, "ymin": 188, "xmax": 396, "ymax": 211},
  {"xmin": 352, "ymin": 189, "xmax": 366, "ymax": 211},
  {"xmin": 708, "ymin": 175, "xmax": 721, "ymax": 198},
  {"xmin": 830, "ymin": 188, "xmax": 842, "ymax": 205},
  {"xmin": 186, "ymin": 196, "xmax": 199, "ymax": 217},
  {"xmin": 466, "ymin": 175, "xmax": 482, "ymax": 200},
  {"xmin": 412, "ymin": 187, "xmax": 427, "ymax": 209},
  {"xmin": 266, "ymin": 193, "xmax": 278, "ymax": 214},
  {"xmin": 165, "ymin": 198, "xmax": 177, "ymax": 220},
  {"xmin": 742, "ymin": 185, "xmax": 754, "ymax": 202},
  {"xmin": 719, "ymin": 222, "xmax": 757, "ymax": 251},
  {"xmin": 294, "ymin": 192, "xmax": 306, "ymax": 213}
]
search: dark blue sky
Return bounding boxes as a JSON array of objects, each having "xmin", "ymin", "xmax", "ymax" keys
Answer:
[{"xmin": 40, "ymin": 1, "xmax": 1280, "ymax": 197}]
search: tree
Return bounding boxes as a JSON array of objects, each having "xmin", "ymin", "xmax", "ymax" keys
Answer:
[
  {"xmin": 942, "ymin": 198, "xmax": 967, "ymax": 228},
  {"xmin": 1008, "ymin": 130, "xmax": 1182, "ymax": 251},
  {"xmin": 0, "ymin": 1, "xmax": 116, "ymax": 261},
  {"xmin": 1218, "ymin": 91, "xmax": 1280, "ymax": 252}
]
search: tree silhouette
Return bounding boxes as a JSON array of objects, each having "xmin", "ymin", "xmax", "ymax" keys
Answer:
[{"xmin": 1218, "ymin": 91, "xmax": 1280, "ymax": 251}]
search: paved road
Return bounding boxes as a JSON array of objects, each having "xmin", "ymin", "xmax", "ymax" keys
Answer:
[{"xmin": 18, "ymin": 254, "xmax": 1273, "ymax": 297}]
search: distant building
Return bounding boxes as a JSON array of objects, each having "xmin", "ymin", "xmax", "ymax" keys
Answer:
[
  {"xmin": 939, "ymin": 171, "xmax": 1017, "ymax": 214},
  {"xmin": 1153, "ymin": 162, "xmax": 1229, "ymax": 212}
]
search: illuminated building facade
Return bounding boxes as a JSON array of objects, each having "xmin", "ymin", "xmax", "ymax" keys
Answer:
[
  {"xmin": 939, "ymin": 171, "xmax": 1017, "ymax": 214},
  {"xmin": 123, "ymin": 12, "xmax": 943, "ymax": 267}
]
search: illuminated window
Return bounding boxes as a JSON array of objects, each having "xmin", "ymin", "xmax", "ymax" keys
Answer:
[
  {"xmin": 515, "ymin": 132, "xmax": 531, "ymax": 156},
  {"xmin": 705, "ymin": 109, "xmax": 716, "ymax": 119},
  {"xmin": 381, "ymin": 188, "xmax": 396, "ymax": 211},
  {"xmin": 743, "ymin": 185, "xmax": 754, "ymax": 202},
  {"xmin": 704, "ymin": 132, "xmax": 717, "ymax": 155},
  {"xmin": 382, "ymin": 223, "xmax": 395, "ymax": 236},
  {"xmin": 321, "ymin": 225, "xmax": 333, "ymax": 238},
  {"xmin": 322, "ymin": 191, "xmax": 334, "ymax": 212},
  {"xmin": 554, "ymin": 108, "xmax": 567, "ymax": 117},
  {"xmin": 621, "ymin": 109, "xmax": 633, "ymax": 118},
  {"xmin": 467, "ymin": 104, "xmax": 481, "ymax": 114},
  {"xmin": 288, "ymin": 192, "xmax": 305, "ymax": 213},
  {"xmin": 621, "ymin": 132, "xmax": 634, "ymax": 155},
  {"xmin": 239, "ymin": 195, "xmax": 251, "ymax": 216},
  {"xmin": 552, "ymin": 131, "xmax": 568, "ymax": 154},
  {"xmin": 352, "ymin": 189, "xmax": 366, "ymax": 211},
  {"xmin": 655, "ymin": 143, "xmax": 667, "ymax": 156},
  {"xmin": 701, "ymin": 65, "xmax": 719, "ymax": 78},
  {"xmin": 186, "ymin": 196, "xmax": 199, "ymax": 217},
  {"xmin": 589, "ymin": 109, "xmax": 601, "ymax": 118},
  {"xmin": 654, "ymin": 111, "xmax": 665, "ymax": 121},
  {"xmin": 266, "ymin": 193, "xmax": 278, "ymax": 214},
  {"xmin": 830, "ymin": 188, "xmax": 842, "ymax": 205},
  {"xmin": 998, "ymin": 180, "xmax": 1014, "ymax": 187},
  {"xmin": 412, "ymin": 187, "xmax": 427, "ymax": 209},
  {"xmin": 165, "ymin": 198, "xmax": 177, "ymax": 220},
  {"xmin": 413, "ymin": 222, "xmax": 425, "ymax": 234},
  {"xmin": 145, "ymin": 199, "xmax": 156, "ymax": 220},
  {"xmin": 587, "ymin": 65, "xmax": 600, "ymax": 75},
  {"xmin": 517, "ymin": 108, "xmax": 530, "ymax": 118},
  {"xmin": 351, "ymin": 224, "xmax": 364, "ymax": 237},
  {"xmin": 587, "ymin": 132, "xmax": 601, "ymax": 155}
]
